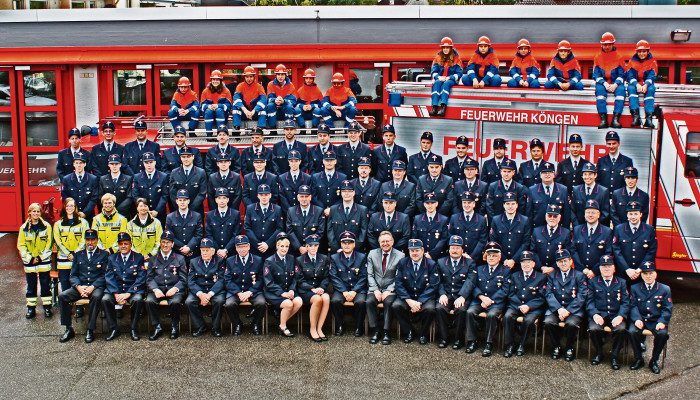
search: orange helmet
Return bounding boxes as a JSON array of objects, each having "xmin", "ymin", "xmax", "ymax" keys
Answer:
[
  {"xmin": 274, "ymin": 64, "xmax": 287, "ymax": 74},
  {"xmin": 440, "ymin": 37, "xmax": 454, "ymax": 47},
  {"xmin": 636, "ymin": 40, "xmax": 650, "ymax": 51},
  {"xmin": 477, "ymin": 36, "xmax": 491, "ymax": 46},
  {"xmin": 557, "ymin": 40, "xmax": 572, "ymax": 51},
  {"xmin": 517, "ymin": 38, "xmax": 531, "ymax": 49},
  {"xmin": 600, "ymin": 32, "xmax": 616, "ymax": 44},
  {"xmin": 331, "ymin": 73, "xmax": 345, "ymax": 83},
  {"xmin": 303, "ymin": 68, "xmax": 316, "ymax": 78},
  {"xmin": 210, "ymin": 69, "xmax": 223, "ymax": 80},
  {"xmin": 243, "ymin": 66, "xmax": 256, "ymax": 76},
  {"xmin": 177, "ymin": 77, "xmax": 191, "ymax": 86}
]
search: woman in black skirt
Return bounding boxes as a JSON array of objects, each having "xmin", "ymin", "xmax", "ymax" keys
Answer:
[
  {"xmin": 263, "ymin": 233, "xmax": 303, "ymax": 337},
  {"xmin": 295, "ymin": 234, "xmax": 330, "ymax": 342}
]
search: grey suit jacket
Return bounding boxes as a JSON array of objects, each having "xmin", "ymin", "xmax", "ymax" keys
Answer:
[{"xmin": 366, "ymin": 248, "xmax": 405, "ymax": 292}]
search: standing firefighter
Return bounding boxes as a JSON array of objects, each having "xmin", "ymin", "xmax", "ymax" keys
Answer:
[{"xmin": 17, "ymin": 203, "xmax": 54, "ymax": 319}]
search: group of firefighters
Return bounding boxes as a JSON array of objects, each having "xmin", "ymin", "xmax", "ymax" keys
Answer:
[
  {"xmin": 16, "ymin": 117, "xmax": 672, "ymax": 375},
  {"xmin": 430, "ymin": 32, "xmax": 658, "ymax": 130},
  {"xmin": 168, "ymin": 65, "xmax": 357, "ymax": 135}
]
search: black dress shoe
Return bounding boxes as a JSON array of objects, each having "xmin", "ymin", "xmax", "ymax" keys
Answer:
[
  {"xmin": 516, "ymin": 344, "xmax": 526, "ymax": 356},
  {"xmin": 551, "ymin": 346, "xmax": 561, "ymax": 359},
  {"xmin": 252, "ymin": 325, "xmax": 262, "ymax": 336},
  {"xmin": 465, "ymin": 341, "xmax": 478, "ymax": 353},
  {"xmin": 649, "ymin": 360, "xmax": 661, "ymax": 374},
  {"xmin": 334, "ymin": 325, "xmax": 344, "ymax": 336},
  {"xmin": 630, "ymin": 359, "xmax": 645, "ymax": 370},
  {"xmin": 44, "ymin": 307, "xmax": 53, "ymax": 318},
  {"xmin": 564, "ymin": 347, "xmax": 576, "ymax": 362},
  {"xmin": 232, "ymin": 324, "xmax": 242, "ymax": 336},
  {"xmin": 403, "ymin": 331, "xmax": 414, "ymax": 344},
  {"xmin": 212, "ymin": 330, "xmax": 223, "ymax": 337},
  {"xmin": 192, "ymin": 327, "xmax": 207, "ymax": 337},
  {"xmin": 419, "ymin": 336, "xmax": 429, "ymax": 345},
  {"xmin": 279, "ymin": 327, "xmax": 295, "ymax": 338},
  {"xmin": 381, "ymin": 333, "xmax": 392, "ymax": 345},
  {"xmin": 130, "ymin": 330, "xmax": 140, "ymax": 341},
  {"xmin": 25, "ymin": 307, "xmax": 36, "ymax": 319},
  {"xmin": 105, "ymin": 329, "xmax": 120, "ymax": 341},
  {"xmin": 438, "ymin": 340, "xmax": 448, "ymax": 349},
  {"xmin": 319, "ymin": 334, "xmax": 328, "ymax": 342},
  {"xmin": 482, "ymin": 343, "xmax": 493, "ymax": 357},
  {"xmin": 503, "ymin": 344, "xmax": 514, "ymax": 358},
  {"xmin": 452, "ymin": 340, "xmax": 464, "ymax": 350},
  {"xmin": 149, "ymin": 325, "xmax": 163, "ymax": 341},
  {"xmin": 591, "ymin": 354, "xmax": 603, "ymax": 365},
  {"xmin": 170, "ymin": 327, "xmax": 179, "ymax": 340},
  {"xmin": 59, "ymin": 327, "xmax": 75, "ymax": 343},
  {"xmin": 369, "ymin": 331, "xmax": 379, "ymax": 344},
  {"xmin": 611, "ymin": 357, "xmax": 621, "ymax": 370},
  {"xmin": 75, "ymin": 306, "xmax": 84, "ymax": 318},
  {"xmin": 84, "ymin": 330, "xmax": 94, "ymax": 343},
  {"xmin": 353, "ymin": 328, "xmax": 363, "ymax": 337},
  {"xmin": 310, "ymin": 334, "xmax": 323, "ymax": 343}
]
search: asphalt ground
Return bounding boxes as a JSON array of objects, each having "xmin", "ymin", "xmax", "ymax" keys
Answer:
[{"xmin": 1, "ymin": 233, "xmax": 698, "ymax": 400}]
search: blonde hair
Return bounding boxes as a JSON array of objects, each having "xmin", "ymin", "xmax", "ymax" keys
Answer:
[
  {"xmin": 101, "ymin": 193, "xmax": 117, "ymax": 205},
  {"xmin": 26, "ymin": 203, "xmax": 41, "ymax": 216}
]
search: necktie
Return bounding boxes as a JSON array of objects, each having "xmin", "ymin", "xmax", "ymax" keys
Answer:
[
  {"xmin": 321, "ymin": 146, "xmax": 327, "ymax": 154},
  {"xmin": 113, "ymin": 177, "xmax": 118, "ymax": 185},
  {"xmin": 489, "ymin": 267, "xmax": 494, "ymax": 275},
  {"xmin": 629, "ymin": 191, "xmax": 634, "ymax": 197},
  {"xmin": 423, "ymin": 153, "xmax": 427, "ymax": 160},
  {"xmin": 586, "ymin": 187, "xmax": 591, "ymax": 196},
  {"xmin": 428, "ymin": 216, "xmax": 433, "ymax": 224},
  {"xmin": 73, "ymin": 151, "xmax": 79, "ymax": 158},
  {"xmin": 382, "ymin": 253, "xmax": 388, "ymax": 273},
  {"xmin": 395, "ymin": 182, "xmax": 399, "ymax": 190},
  {"xmin": 327, "ymin": 174, "xmax": 332, "ymax": 181},
  {"xmin": 288, "ymin": 143, "xmax": 292, "ymax": 151},
  {"xmin": 524, "ymin": 273, "xmax": 530, "ymax": 280},
  {"xmin": 534, "ymin": 162, "xmax": 539, "ymax": 170},
  {"xmin": 573, "ymin": 160, "xmax": 578, "ymax": 170},
  {"xmin": 360, "ymin": 180, "xmax": 366, "ymax": 188},
  {"xmin": 221, "ymin": 211, "xmax": 226, "ymax": 219},
  {"xmin": 255, "ymin": 148, "xmax": 260, "ymax": 156},
  {"xmin": 185, "ymin": 169, "xmax": 190, "ymax": 177},
  {"xmin": 148, "ymin": 174, "xmax": 153, "ymax": 181},
  {"xmin": 351, "ymin": 146, "xmax": 356, "ymax": 152},
  {"xmin": 386, "ymin": 215, "xmax": 391, "ymax": 225},
  {"xmin": 465, "ymin": 214, "xmax": 471, "ymax": 223},
  {"xmin": 302, "ymin": 209, "xmax": 307, "ymax": 219},
  {"xmin": 605, "ymin": 279, "xmax": 611, "ymax": 287},
  {"xmin": 589, "ymin": 227, "xmax": 594, "ymax": 237},
  {"xmin": 292, "ymin": 174, "xmax": 297, "ymax": 184},
  {"xmin": 87, "ymin": 251, "xmax": 93, "ymax": 261},
  {"xmin": 310, "ymin": 258, "xmax": 315, "ymax": 264},
  {"xmin": 123, "ymin": 255, "xmax": 127, "ymax": 264},
  {"xmin": 181, "ymin": 213, "xmax": 187, "ymax": 219},
  {"xmin": 508, "ymin": 218, "xmax": 513, "ymax": 226},
  {"xmin": 545, "ymin": 186, "xmax": 551, "ymax": 196},
  {"xmin": 647, "ymin": 284, "xmax": 652, "ymax": 291},
  {"xmin": 452, "ymin": 260, "xmax": 458, "ymax": 270},
  {"xmin": 611, "ymin": 157, "xmax": 617, "ymax": 164},
  {"xmin": 77, "ymin": 175, "xmax": 82, "ymax": 184},
  {"xmin": 139, "ymin": 143, "xmax": 144, "ymax": 151},
  {"xmin": 164, "ymin": 254, "xmax": 168, "ymax": 261},
  {"xmin": 414, "ymin": 263, "xmax": 419, "ymax": 273},
  {"xmin": 106, "ymin": 143, "xmax": 111, "ymax": 153},
  {"xmin": 345, "ymin": 207, "xmax": 350, "ymax": 216},
  {"xmin": 497, "ymin": 161, "xmax": 501, "ymax": 169},
  {"xmin": 563, "ymin": 272, "xmax": 568, "ymax": 281},
  {"xmin": 257, "ymin": 174, "xmax": 263, "ymax": 181},
  {"xmin": 262, "ymin": 208, "xmax": 267, "ymax": 215},
  {"xmin": 467, "ymin": 182, "xmax": 473, "ymax": 191},
  {"xmin": 632, "ymin": 226, "xmax": 637, "ymax": 234},
  {"xmin": 549, "ymin": 227, "xmax": 554, "ymax": 237},
  {"xmin": 504, "ymin": 184, "xmax": 509, "ymax": 192}
]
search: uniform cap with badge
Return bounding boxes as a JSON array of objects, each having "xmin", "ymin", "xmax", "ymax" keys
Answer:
[
  {"xmin": 283, "ymin": 119, "xmax": 298, "ymax": 129},
  {"xmin": 461, "ymin": 191, "xmax": 478, "ymax": 202},
  {"xmin": 257, "ymin": 184, "xmax": 271, "ymax": 194},
  {"xmin": 235, "ymin": 235, "xmax": 250, "ymax": 246},
  {"xmin": 102, "ymin": 121, "xmax": 116, "ymax": 131},
  {"xmin": 448, "ymin": 235, "xmax": 464, "ymax": 246},
  {"xmin": 500, "ymin": 159, "xmax": 517, "ymax": 170},
  {"xmin": 640, "ymin": 261, "xmax": 656, "ymax": 272},
  {"xmin": 287, "ymin": 150, "xmax": 302, "ymax": 160},
  {"xmin": 323, "ymin": 150, "xmax": 337, "ymax": 160},
  {"xmin": 173, "ymin": 126, "xmax": 187, "ymax": 136},
  {"xmin": 518, "ymin": 250, "xmax": 540, "ymax": 265},
  {"xmin": 179, "ymin": 146, "xmax": 193, "ymax": 156},
  {"xmin": 305, "ymin": 234, "xmax": 321, "ymax": 246},
  {"xmin": 108, "ymin": 154, "xmax": 122, "ymax": 164},
  {"xmin": 392, "ymin": 160, "xmax": 406, "ymax": 170},
  {"xmin": 68, "ymin": 128, "xmax": 81, "ymax": 138},
  {"xmin": 424, "ymin": 192, "xmax": 438, "ymax": 203},
  {"xmin": 73, "ymin": 152, "xmax": 87, "ymax": 163},
  {"xmin": 626, "ymin": 201, "xmax": 642, "ymax": 212},
  {"xmin": 347, "ymin": 121, "xmax": 362, "ymax": 132},
  {"xmin": 605, "ymin": 130, "xmax": 620, "ymax": 142},
  {"xmin": 530, "ymin": 138, "xmax": 544, "ymax": 150},
  {"xmin": 382, "ymin": 191, "xmax": 397, "ymax": 202},
  {"xmin": 545, "ymin": 203, "xmax": 562, "ymax": 215},
  {"xmin": 428, "ymin": 154, "xmax": 442, "ymax": 166},
  {"xmin": 117, "ymin": 232, "xmax": 132, "ymax": 243},
  {"xmin": 340, "ymin": 180, "xmax": 355, "ymax": 191},
  {"xmin": 456, "ymin": 135, "xmax": 469, "ymax": 146},
  {"xmin": 493, "ymin": 138, "xmax": 507, "ymax": 149},
  {"xmin": 176, "ymin": 189, "xmax": 189, "ymax": 199},
  {"xmin": 582, "ymin": 162, "xmax": 597, "ymax": 173},
  {"xmin": 555, "ymin": 248, "xmax": 571, "ymax": 261},
  {"xmin": 339, "ymin": 231, "xmax": 356, "ymax": 243},
  {"xmin": 214, "ymin": 187, "xmax": 228, "ymax": 198},
  {"xmin": 464, "ymin": 157, "xmax": 479, "ymax": 169},
  {"xmin": 317, "ymin": 123, "xmax": 331, "ymax": 135},
  {"xmin": 624, "ymin": 167, "xmax": 639, "ymax": 178},
  {"xmin": 408, "ymin": 238, "xmax": 423, "ymax": 249},
  {"xmin": 200, "ymin": 238, "xmax": 215, "ymax": 248},
  {"xmin": 421, "ymin": 131, "xmax": 434, "ymax": 142},
  {"xmin": 297, "ymin": 184, "xmax": 312, "ymax": 195},
  {"xmin": 134, "ymin": 120, "xmax": 148, "ymax": 130},
  {"xmin": 84, "ymin": 229, "xmax": 98, "ymax": 240},
  {"xmin": 253, "ymin": 152, "xmax": 267, "ymax": 162},
  {"xmin": 142, "ymin": 152, "xmax": 156, "ymax": 162},
  {"xmin": 503, "ymin": 191, "xmax": 517, "ymax": 203},
  {"xmin": 217, "ymin": 124, "xmax": 229, "ymax": 134},
  {"xmin": 382, "ymin": 124, "xmax": 395, "ymax": 134},
  {"xmin": 161, "ymin": 230, "xmax": 175, "ymax": 242},
  {"xmin": 484, "ymin": 241, "xmax": 502, "ymax": 253},
  {"xmin": 540, "ymin": 162, "xmax": 555, "ymax": 173},
  {"xmin": 599, "ymin": 254, "xmax": 615, "ymax": 266},
  {"xmin": 568, "ymin": 133, "xmax": 583, "ymax": 144},
  {"xmin": 358, "ymin": 157, "xmax": 371, "ymax": 167},
  {"xmin": 585, "ymin": 199, "xmax": 600, "ymax": 210}
]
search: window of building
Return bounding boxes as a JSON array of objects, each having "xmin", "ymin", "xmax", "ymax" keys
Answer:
[{"xmin": 24, "ymin": 71, "xmax": 57, "ymax": 106}]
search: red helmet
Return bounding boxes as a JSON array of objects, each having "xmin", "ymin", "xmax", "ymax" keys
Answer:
[
  {"xmin": 331, "ymin": 73, "xmax": 345, "ymax": 83},
  {"xmin": 440, "ymin": 37, "xmax": 454, "ymax": 47},
  {"xmin": 177, "ymin": 77, "xmax": 191, "ymax": 86},
  {"xmin": 274, "ymin": 64, "xmax": 287, "ymax": 74},
  {"xmin": 210, "ymin": 69, "xmax": 223, "ymax": 80},
  {"xmin": 303, "ymin": 68, "xmax": 316, "ymax": 78},
  {"xmin": 557, "ymin": 40, "xmax": 572, "ymax": 51},
  {"xmin": 477, "ymin": 36, "xmax": 491, "ymax": 46},
  {"xmin": 636, "ymin": 40, "xmax": 651, "ymax": 51},
  {"xmin": 517, "ymin": 38, "xmax": 531, "ymax": 49},
  {"xmin": 242, "ymin": 66, "xmax": 256, "ymax": 76},
  {"xmin": 600, "ymin": 32, "xmax": 616, "ymax": 44}
]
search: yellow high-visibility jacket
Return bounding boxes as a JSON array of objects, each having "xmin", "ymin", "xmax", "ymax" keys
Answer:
[
  {"xmin": 17, "ymin": 218, "xmax": 53, "ymax": 273},
  {"xmin": 92, "ymin": 211, "xmax": 127, "ymax": 254},
  {"xmin": 127, "ymin": 215, "xmax": 163, "ymax": 259},
  {"xmin": 53, "ymin": 217, "xmax": 89, "ymax": 270}
]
